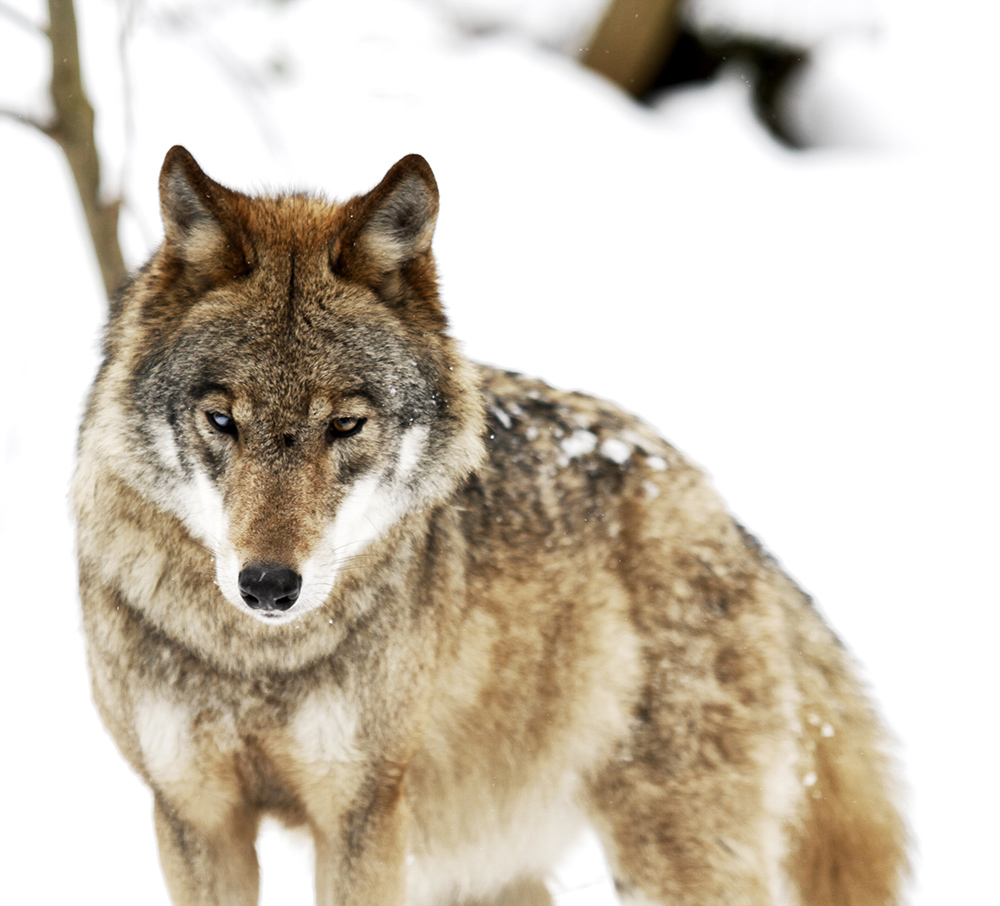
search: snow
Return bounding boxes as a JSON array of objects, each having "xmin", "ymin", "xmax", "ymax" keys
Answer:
[
  {"xmin": 1, "ymin": 1, "xmax": 998, "ymax": 904},
  {"xmin": 561, "ymin": 428, "xmax": 599, "ymax": 461},
  {"xmin": 491, "ymin": 402, "xmax": 514, "ymax": 430},
  {"xmin": 599, "ymin": 437, "xmax": 632, "ymax": 465}
]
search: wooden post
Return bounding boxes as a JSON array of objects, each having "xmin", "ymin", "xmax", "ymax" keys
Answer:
[{"xmin": 581, "ymin": 0, "xmax": 681, "ymax": 97}]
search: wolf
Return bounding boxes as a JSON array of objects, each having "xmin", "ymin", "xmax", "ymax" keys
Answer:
[{"xmin": 73, "ymin": 146, "xmax": 907, "ymax": 906}]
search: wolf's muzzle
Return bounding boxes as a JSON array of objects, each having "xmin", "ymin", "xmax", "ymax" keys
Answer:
[{"xmin": 238, "ymin": 563, "xmax": 302, "ymax": 613}]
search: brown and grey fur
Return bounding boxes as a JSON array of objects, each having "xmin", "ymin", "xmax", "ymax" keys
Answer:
[{"xmin": 73, "ymin": 146, "xmax": 907, "ymax": 906}]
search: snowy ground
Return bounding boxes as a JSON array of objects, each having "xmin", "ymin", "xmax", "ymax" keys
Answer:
[{"xmin": 1, "ymin": 1, "xmax": 998, "ymax": 904}]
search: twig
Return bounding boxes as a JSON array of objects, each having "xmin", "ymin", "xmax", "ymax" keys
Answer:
[
  {"xmin": 0, "ymin": 1, "xmax": 45, "ymax": 37},
  {"xmin": 115, "ymin": 0, "xmax": 138, "ymax": 231},
  {"xmin": 46, "ymin": 0, "xmax": 128, "ymax": 301},
  {"xmin": 0, "ymin": 107, "xmax": 54, "ymax": 136}
]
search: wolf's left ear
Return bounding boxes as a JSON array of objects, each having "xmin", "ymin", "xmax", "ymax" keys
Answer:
[
  {"xmin": 332, "ymin": 154, "xmax": 439, "ymax": 282},
  {"xmin": 159, "ymin": 145, "xmax": 251, "ymax": 281}
]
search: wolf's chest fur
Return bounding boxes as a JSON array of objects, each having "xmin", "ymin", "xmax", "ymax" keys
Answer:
[{"xmin": 73, "ymin": 147, "xmax": 907, "ymax": 906}]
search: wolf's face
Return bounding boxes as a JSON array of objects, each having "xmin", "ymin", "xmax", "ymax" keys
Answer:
[
  {"xmin": 112, "ymin": 149, "xmax": 483, "ymax": 623},
  {"xmin": 144, "ymin": 282, "xmax": 442, "ymax": 624}
]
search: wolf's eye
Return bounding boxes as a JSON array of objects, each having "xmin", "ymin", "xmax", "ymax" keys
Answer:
[
  {"xmin": 206, "ymin": 411, "xmax": 238, "ymax": 439},
  {"xmin": 327, "ymin": 416, "xmax": 365, "ymax": 442}
]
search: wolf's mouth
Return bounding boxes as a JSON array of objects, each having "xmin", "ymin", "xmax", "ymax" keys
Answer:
[{"xmin": 246, "ymin": 606, "xmax": 301, "ymax": 626}]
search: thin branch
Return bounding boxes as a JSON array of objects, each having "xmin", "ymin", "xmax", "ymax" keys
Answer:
[
  {"xmin": 116, "ymin": 0, "xmax": 137, "ymax": 214},
  {"xmin": 0, "ymin": 107, "xmax": 54, "ymax": 136},
  {"xmin": 46, "ymin": 0, "xmax": 128, "ymax": 301},
  {"xmin": 0, "ymin": 2, "xmax": 45, "ymax": 37}
]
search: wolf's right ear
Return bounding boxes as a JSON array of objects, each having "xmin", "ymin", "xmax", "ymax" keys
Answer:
[{"xmin": 159, "ymin": 146, "xmax": 251, "ymax": 282}]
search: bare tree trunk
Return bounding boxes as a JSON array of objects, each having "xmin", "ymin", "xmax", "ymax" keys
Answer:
[
  {"xmin": 46, "ymin": 0, "xmax": 127, "ymax": 301},
  {"xmin": 581, "ymin": 0, "xmax": 681, "ymax": 97}
]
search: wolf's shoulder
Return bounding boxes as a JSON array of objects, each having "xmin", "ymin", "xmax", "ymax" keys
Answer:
[
  {"xmin": 473, "ymin": 364, "xmax": 677, "ymax": 476},
  {"xmin": 451, "ymin": 365, "xmax": 704, "ymax": 555}
]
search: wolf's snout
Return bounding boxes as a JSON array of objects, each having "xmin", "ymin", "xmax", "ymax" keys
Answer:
[{"xmin": 238, "ymin": 563, "xmax": 302, "ymax": 612}]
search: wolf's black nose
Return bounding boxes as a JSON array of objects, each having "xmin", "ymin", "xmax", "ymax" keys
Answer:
[{"xmin": 238, "ymin": 564, "xmax": 302, "ymax": 612}]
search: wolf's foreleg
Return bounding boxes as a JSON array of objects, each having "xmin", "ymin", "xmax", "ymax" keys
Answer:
[
  {"xmin": 302, "ymin": 762, "xmax": 409, "ymax": 906},
  {"xmin": 153, "ymin": 795, "xmax": 260, "ymax": 906}
]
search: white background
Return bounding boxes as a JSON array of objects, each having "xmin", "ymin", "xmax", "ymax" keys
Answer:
[{"xmin": 1, "ymin": 1, "xmax": 997, "ymax": 903}]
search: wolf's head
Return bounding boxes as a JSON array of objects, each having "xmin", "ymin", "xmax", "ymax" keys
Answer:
[{"xmin": 98, "ymin": 147, "xmax": 484, "ymax": 624}]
